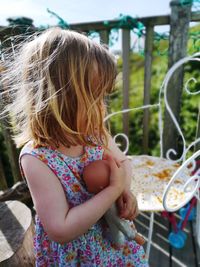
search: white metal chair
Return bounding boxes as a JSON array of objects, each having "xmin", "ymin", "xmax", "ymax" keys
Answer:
[{"xmin": 105, "ymin": 52, "xmax": 200, "ymax": 259}]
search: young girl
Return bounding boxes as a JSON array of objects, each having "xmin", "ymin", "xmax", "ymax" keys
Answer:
[{"xmin": 2, "ymin": 28, "xmax": 148, "ymax": 266}]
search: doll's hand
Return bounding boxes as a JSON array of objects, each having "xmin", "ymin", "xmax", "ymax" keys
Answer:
[{"xmin": 116, "ymin": 189, "xmax": 139, "ymax": 221}]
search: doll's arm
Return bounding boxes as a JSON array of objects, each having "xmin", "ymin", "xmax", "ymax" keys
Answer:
[
  {"xmin": 104, "ymin": 205, "xmax": 126, "ymax": 245},
  {"xmin": 105, "ymin": 204, "xmax": 145, "ymax": 245},
  {"xmin": 105, "ymin": 204, "xmax": 135, "ymax": 243}
]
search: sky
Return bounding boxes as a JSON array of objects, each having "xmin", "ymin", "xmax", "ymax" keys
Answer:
[{"xmin": 0, "ymin": 0, "xmax": 171, "ymax": 27}]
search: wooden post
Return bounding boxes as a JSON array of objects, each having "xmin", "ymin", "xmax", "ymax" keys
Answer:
[
  {"xmin": 194, "ymin": 106, "xmax": 200, "ymax": 152},
  {"xmin": 1, "ymin": 123, "xmax": 22, "ymax": 183},
  {"xmin": 0, "ymin": 155, "xmax": 8, "ymax": 190},
  {"xmin": 122, "ymin": 29, "xmax": 130, "ymax": 137},
  {"xmin": 142, "ymin": 24, "xmax": 154, "ymax": 154},
  {"xmin": 0, "ymin": 201, "xmax": 35, "ymax": 266},
  {"xmin": 0, "ymin": 73, "xmax": 21, "ymax": 184},
  {"xmin": 99, "ymin": 30, "xmax": 110, "ymax": 45},
  {"xmin": 163, "ymin": 0, "xmax": 192, "ymax": 159}
]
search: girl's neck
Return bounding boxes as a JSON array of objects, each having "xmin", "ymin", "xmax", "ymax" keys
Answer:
[{"xmin": 57, "ymin": 144, "xmax": 84, "ymax": 158}]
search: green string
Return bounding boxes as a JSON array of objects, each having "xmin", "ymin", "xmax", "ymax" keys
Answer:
[
  {"xmin": 154, "ymin": 32, "xmax": 169, "ymax": 56},
  {"xmin": 115, "ymin": 14, "xmax": 140, "ymax": 30},
  {"xmin": 108, "ymin": 29, "xmax": 119, "ymax": 47},
  {"xmin": 104, "ymin": 14, "xmax": 145, "ymax": 49},
  {"xmin": 88, "ymin": 31, "xmax": 100, "ymax": 40},
  {"xmin": 43, "ymin": 9, "xmax": 200, "ymax": 55},
  {"xmin": 180, "ymin": 0, "xmax": 200, "ymax": 5},
  {"xmin": 46, "ymin": 8, "xmax": 70, "ymax": 29},
  {"xmin": 104, "ymin": 14, "xmax": 145, "ymax": 35},
  {"xmin": 180, "ymin": 0, "xmax": 200, "ymax": 11},
  {"xmin": 180, "ymin": 0, "xmax": 193, "ymax": 5}
]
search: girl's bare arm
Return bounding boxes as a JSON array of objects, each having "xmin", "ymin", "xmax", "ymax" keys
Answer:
[{"xmin": 21, "ymin": 154, "xmax": 125, "ymax": 244}]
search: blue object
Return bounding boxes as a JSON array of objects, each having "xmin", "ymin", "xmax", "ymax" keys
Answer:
[
  {"xmin": 168, "ymin": 231, "xmax": 187, "ymax": 249},
  {"xmin": 169, "ymin": 198, "xmax": 197, "ymax": 249},
  {"xmin": 179, "ymin": 206, "xmax": 196, "ymax": 221}
]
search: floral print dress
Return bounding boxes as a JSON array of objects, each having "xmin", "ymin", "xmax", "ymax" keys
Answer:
[{"xmin": 20, "ymin": 141, "xmax": 149, "ymax": 267}]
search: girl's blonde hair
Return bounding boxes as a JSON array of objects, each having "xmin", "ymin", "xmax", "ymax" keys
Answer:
[{"xmin": 1, "ymin": 28, "xmax": 117, "ymax": 148}]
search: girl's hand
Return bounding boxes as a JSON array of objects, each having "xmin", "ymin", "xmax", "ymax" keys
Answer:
[
  {"xmin": 116, "ymin": 189, "xmax": 139, "ymax": 221},
  {"xmin": 103, "ymin": 153, "xmax": 126, "ymax": 195}
]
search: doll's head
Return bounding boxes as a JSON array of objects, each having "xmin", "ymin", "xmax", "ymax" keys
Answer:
[
  {"xmin": 2, "ymin": 28, "xmax": 117, "ymax": 148},
  {"xmin": 83, "ymin": 160, "xmax": 110, "ymax": 193}
]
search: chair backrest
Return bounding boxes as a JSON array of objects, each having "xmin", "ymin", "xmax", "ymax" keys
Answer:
[
  {"xmin": 105, "ymin": 52, "xmax": 200, "ymax": 161},
  {"xmin": 159, "ymin": 53, "xmax": 200, "ymax": 162}
]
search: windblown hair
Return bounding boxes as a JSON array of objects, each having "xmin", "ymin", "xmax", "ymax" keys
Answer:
[{"xmin": 1, "ymin": 28, "xmax": 117, "ymax": 148}]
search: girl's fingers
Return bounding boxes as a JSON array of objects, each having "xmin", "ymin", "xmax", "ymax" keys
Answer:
[
  {"xmin": 102, "ymin": 151, "xmax": 121, "ymax": 168},
  {"xmin": 129, "ymin": 200, "xmax": 138, "ymax": 218},
  {"xmin": 114, "ymin": 158, "xmax": 121, "ymax": 168},
  {"xmin": 134, "ymin": 204, "xmax": 139, "ymax": 217},
  {"xmin": 119, "ymin": 192, "xmax": 139, "ymax": 220},
  {"xmin": 102, "ymin": 152, "xmax": 109, "ymax": 160},
  {"xmin": 120, "ymin": 199, "xmax": 131, "ymax": 219},
  {"xmin": 103, "ymin": 153, "xmax": 126, "ymax": 193},
  {"xmin": 130, "ymin": 203, "xmax": 139, "ymax": 220},
  {"xmin": 104, "ymin": 153, "xmax": 117, "ymax": 170}
]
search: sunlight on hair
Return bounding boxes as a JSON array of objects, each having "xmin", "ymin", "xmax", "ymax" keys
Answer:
[{"xmin": 0, "ymin": 27, "xmax": 117, "ymax": 148}]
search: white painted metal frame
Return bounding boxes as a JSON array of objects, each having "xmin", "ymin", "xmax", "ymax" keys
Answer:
[{"xmin": 104, "ymin": 52, "xmax": 200, "ymax": 258}]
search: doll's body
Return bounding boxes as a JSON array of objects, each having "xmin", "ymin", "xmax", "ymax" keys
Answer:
[{"xmin": 83, "ymin": 160, "xmax": 145, "ymax": 246}]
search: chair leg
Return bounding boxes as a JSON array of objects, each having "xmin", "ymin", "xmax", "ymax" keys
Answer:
[{"xmin": 146, "ymin": 212, "xmax": 154, "ymax": 260}]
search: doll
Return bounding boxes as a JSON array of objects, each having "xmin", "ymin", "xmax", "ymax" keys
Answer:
[{"xmin": 83, "ymin": 159, "xmax": 145, "ymax": 246}]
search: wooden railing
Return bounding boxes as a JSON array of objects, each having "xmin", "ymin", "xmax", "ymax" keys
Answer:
[{"xmin": 0, "ymin": 0, "xmax": 200, "ymax": 188}]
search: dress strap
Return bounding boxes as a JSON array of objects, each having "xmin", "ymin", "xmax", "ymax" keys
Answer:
[{"xmin": 19, "ymin": 141, "xmax": 58, "ymax": 182}]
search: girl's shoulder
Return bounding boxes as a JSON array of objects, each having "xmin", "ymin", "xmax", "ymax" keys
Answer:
[
  {"xmin": 19, "ymin": 141, "xmax": 53, "ymax": 181},
  {"xmin": 19, "ymin": 141, "xmax": 57, "ymax": 177}
]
